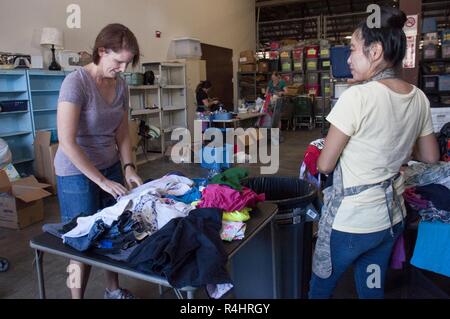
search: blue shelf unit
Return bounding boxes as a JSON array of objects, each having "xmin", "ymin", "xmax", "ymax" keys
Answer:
[
  {"xmin": 0, "ymin": 69, "xmax": 66, "ymax": 176},
  {"xmin": 0, "ymin": 70, "xmax": 34, "ymax": 175},
  {"xmin": 28, "ymin": 70, "xmax": 66, "ymax": 144}
]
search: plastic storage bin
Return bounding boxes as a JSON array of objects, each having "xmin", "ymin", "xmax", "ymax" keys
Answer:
[
  {"xmin": 305, "ymin": 45, "xmax": 319, "ymax": 58},
  {"xmin": 293, "ymin": 48, "xmax": 304, "ymax": 61},
  {"xmin": 306, "ymin": 84, "xmax": 320, "ymax": 96},
  {"xmin": 293, "ymin": 61, "xmax": 303, "ymax": 71},
  {"xmin": 282, "ymin": 60, "xmax": 292, "ymax": 72},
  {"xmin": 442, "ymin": 43, "xmax": 450, "ymax": 59},
  {"xmin": 439, "ymin": 75, "xmax": 450, "ymax": 92},
  {"xmin": 423, "ymin": 44, "xmax": 439, "ymax": 60},
  {"xmin": 306, "ymin": 72, "xmax": 319, "ymax": 85},
  {"xmin": 424, "ymin": 75, "xmax": 439, "ymax": 92},
  {"xmin": 330, "ymin": 46, "xmax": 352, "ymax": 78},
  {"xmin": 232, "ymin": 177, "xmax": 317, "ymax": 298},
  {"xmin": 173, "ymin": 37, "xmax": 202, "ymax": 59},
  {"xmin": 320, "ymin": 59, "xmax": 331, "ymax": 70},
  {"xmin": 306, "ymin": 59, "xmax": 318, "ymax": 71}
]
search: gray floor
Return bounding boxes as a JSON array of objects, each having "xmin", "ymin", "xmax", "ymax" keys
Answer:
[{"xmin": 0, "ymin": 128, "xmax": 440, "ymax": 299}]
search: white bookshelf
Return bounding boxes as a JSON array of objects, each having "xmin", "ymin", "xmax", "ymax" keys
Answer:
[{"xmin": 128, "ymin": 61, "xmax": 187, "ymax": 165}]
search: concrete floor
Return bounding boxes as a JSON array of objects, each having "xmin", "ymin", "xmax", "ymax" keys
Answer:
[{"xmin": 0, "ymin": 128, "xmax": 443, "ymax": 299}]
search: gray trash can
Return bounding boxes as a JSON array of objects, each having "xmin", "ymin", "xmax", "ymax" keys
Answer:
[{"xmin": 231, "ymin": 177, "xmax": 317, "ymax": 299}]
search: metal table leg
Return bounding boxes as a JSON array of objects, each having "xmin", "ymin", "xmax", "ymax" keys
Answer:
[
  {"xmin": 271, "ymin": 220, "xmax": 278, "ymax": 299},
  {"xmin": 35, "ymin": 250, "xmax": 46, "ymax": 299},
  {"xmin": 186, "ymin": 290, "xmax": 194, "ymax": 299}
]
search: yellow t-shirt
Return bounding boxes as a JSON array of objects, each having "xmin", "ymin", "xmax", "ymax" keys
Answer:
[{"xmin": 326, "ymin": 81, "xmax": 434, "ymax": 233}]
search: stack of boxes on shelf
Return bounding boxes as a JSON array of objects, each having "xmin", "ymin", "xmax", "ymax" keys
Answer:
[
  {"xmin": 239, "ymin": 50, "xmax": 257, "ymax": 73},
  {"xmin": 305, "ymin": 44, "xmax": 320, "ymax": 96},
  {"xmin": 440, "ymin": 30, "xmax": 450, "ymax": 105},
  {"xmin": 421, "ymin": 18, "xmax": 450, "ymax": 107},
  {"xmin": 268, "ymin": 41, "xmax": 280, "ymax": 72},
  {"xmin": 280, "ymin": 49, "xmax": 292, "ymax": 73},
  {"xmin": 293, "ymin": 47, "xmax": 304, "ymax": 72}
]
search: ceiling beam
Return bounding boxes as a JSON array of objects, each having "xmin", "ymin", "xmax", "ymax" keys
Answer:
[{"xmin": 256, "ymin": 0, "xmax": 321, "ymax": 8}]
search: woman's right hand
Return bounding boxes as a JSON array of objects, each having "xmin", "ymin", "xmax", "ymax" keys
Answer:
[{"xmin": 98, "ymin": 178, "xmax": 129, "ymax": 199}]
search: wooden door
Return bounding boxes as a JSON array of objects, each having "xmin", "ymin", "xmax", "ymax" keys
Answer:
[{"xmin": 200, "ymin": 44, "xmax": 234, "ymax": 111}]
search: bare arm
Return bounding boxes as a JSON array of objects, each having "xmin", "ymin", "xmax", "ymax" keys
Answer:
[
  {"xmin": 57, "ymin": 101, "xmax": 128, "ymax": 197},
  {"xmin": 412, "ymin": 133, "xmax": 440, "ymax": 164},
  {"xmin": 115, "ymin": 110, "xmax": 143, "ymax": 188},
  {"xmin": 318, "ymin": 125, "xmax": 351, "ymax": 174}
]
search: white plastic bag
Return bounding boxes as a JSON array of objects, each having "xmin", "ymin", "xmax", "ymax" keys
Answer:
[{"xmin": 0, "ymin": 138, "xmax": 12, "ymax": 169}]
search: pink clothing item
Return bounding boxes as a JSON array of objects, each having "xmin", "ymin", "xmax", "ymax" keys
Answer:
[
  {"xmin": 390, "ymin": 234, "xmax": 406, "ymax": 270},
  {"xmin": 198, "ymin": 184, "xmax": 265, "ymax": 212}
]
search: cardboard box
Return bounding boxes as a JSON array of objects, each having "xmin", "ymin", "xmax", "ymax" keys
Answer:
[
  {"xmin": 285, "ymin": 84, "xmax": 304, "ymax": 96},
  {"xmin": 239, "ymin": 50, "xmax": 256, "ymax": 64},
  {"xmin": 0, "ymin": 171, "xmax": 52, "ymax": 229},
  {"xmin": 258, "ymin": 60, "xmax": 270, "ymax": 73},
  {"xmin": 34, "ymin": 131, "xmax": 58, "ymax": 194},
  {"xmin": 240, "ymin": 64, "xmax": 256, "ymax": 72}
]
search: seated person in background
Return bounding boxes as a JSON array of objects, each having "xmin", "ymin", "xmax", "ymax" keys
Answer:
[
  {"xmin": 265, "ymin": 71, "xmax": 288, "ymax": 97},
  {"xmin": 196, "ymin": 80, "xmax": 219, "ymax": 112}
]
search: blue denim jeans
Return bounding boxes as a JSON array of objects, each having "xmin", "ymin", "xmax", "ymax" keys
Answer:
[
  {"xmin": 56, "ymin": 162, "xmax": 124, "ymax": 223},
  {"xmin": 309, "ymin": 222, "xmax": 404, "ymax": 299}
]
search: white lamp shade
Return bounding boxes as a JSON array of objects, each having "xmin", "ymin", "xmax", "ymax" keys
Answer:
[{"xmin": 40, "ymin": 27, "xmax": 64, "ymax": 49}]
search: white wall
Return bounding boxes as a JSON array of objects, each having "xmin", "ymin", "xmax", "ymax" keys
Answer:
[{"xmin": 0, "ymin": 0, "xmax": 255, "ymax": 105}]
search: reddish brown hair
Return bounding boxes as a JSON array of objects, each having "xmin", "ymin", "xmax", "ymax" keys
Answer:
[{"xmin": 92, "ymin": 23, "xmax": 140, "ymax": 67}]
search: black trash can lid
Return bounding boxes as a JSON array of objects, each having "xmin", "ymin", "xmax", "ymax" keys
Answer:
[{"xmin": 242, "ymin": 176, "xmax": 317, "ymax": 210}]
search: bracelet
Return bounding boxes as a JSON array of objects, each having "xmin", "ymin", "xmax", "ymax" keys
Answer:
[{"xmin": 123, "ymin": 163, "xmax": 136, "ymax": 171}]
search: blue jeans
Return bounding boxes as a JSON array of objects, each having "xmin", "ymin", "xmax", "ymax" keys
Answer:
[
  {"xmin": 56, "ymin": 162, "xmax": 124, "ymax": 223},
  {"xmin": 309, "ymin": 222, "xmax": 404, "ymax": 299}
]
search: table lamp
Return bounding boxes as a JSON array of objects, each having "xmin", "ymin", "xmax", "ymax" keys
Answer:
[{"xmin": 40, "ymin": 27, "xmax": 64, "ymax": 71}]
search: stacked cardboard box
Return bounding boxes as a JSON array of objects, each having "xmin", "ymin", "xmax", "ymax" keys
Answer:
[
  {"xmin": 0, "ymin": 171, "xmax": 52, "ymax": 229},
  {"xmin": 239, "ymin": 50, "xmax": 256, "ymax": 72}
]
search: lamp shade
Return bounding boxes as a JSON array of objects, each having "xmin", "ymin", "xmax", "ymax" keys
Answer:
[{"xmin": 40, "ymin": 27, "xmax": 64, "ymax": 49}]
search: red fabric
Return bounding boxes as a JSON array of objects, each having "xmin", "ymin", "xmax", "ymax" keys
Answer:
[{"xmin": 303, "ymin": 145, "xmax": 321, "ymax": 176}]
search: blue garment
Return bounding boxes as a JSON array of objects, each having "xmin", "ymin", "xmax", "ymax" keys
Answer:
[
  {"xmin": 64, "ymin": 219, "xmax": 107, "ymax": 251},
  {"xmin": 165, "ymin": 186, "xmax": 202, "ymax": 204},
  {"xmin": 309, "ymin": 222, "xmax": 404, "ymax": 299},
  {"xmin": 411, "ymin": 221, "xmax": 450, "ymax": 277},
  {"xmin": 56, "ymin": 161, "xmax": 123, "ymax": 223}
]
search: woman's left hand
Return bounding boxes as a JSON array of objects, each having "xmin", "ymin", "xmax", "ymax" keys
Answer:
[{"xmin": 124, "ymin": 166, "xmax": 143, "ymax": 189}]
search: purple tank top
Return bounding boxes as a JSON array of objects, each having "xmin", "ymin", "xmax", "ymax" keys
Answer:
[{"xmin": 54, "ymin": 68, "xmax": 128, "ymax": 176}]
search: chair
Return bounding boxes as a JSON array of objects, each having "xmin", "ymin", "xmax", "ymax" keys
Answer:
[
  {"xmin": 292, "ymin": 95, "xmax": 314, "ymax": 131},
  {"xmin": 279, "ymin": 97, "xmax": 295, "ymax": 130}
]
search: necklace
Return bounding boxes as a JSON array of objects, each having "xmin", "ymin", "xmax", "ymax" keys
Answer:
[{"xmin": 363, "ymin": 68, "xmax": 396, "ymax": 83}]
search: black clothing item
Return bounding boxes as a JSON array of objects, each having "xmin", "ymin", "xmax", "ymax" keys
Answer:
[
  {"xmin": 415, "ymin": 184, "xmax": 450, "ymax": 211},
  {"xmin": 128, "ymin": 208, "xmax": 231, "ymax": 289},
  {"xmin": 196, "ymin": 89, "xmax": 209, "ymax": 112}
]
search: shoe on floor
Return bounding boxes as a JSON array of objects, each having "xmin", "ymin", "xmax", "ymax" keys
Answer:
[{"xmin": 104, "ymin": 288, "xmax": 136, "ymax": 299}]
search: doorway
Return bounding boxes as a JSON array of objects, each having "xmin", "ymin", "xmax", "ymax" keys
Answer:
[{"xmin": 200, "ymin": 44, "xmax": 234, "ymax": 111}]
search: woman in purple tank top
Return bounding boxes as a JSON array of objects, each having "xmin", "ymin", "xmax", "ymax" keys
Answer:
[{"xmin": 55, "ymin": 24, "xmax": 143, "ymax": 299}]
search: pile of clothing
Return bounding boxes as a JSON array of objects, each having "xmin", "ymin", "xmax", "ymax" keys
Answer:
[
  {"xmin": 402, "ymin": 161, "xmax": 450, "ymax": 223},
  {"xmin": 43, "ymin": 169, "xmax": 265, "ymax": 298},
  {"xmin": 402, "ymin": 161, "xmax": 450, "ymax": 277}
]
